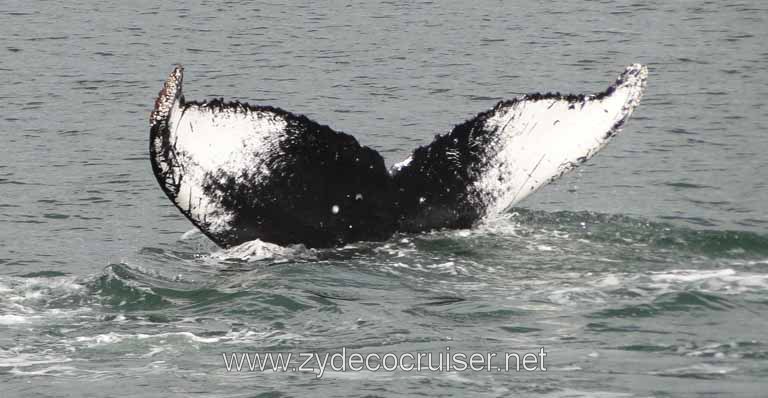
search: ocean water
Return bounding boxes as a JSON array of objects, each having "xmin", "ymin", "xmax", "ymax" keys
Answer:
[{"xmin": 1, "ymin": 1, "xmax": 767, "ymax": 397}]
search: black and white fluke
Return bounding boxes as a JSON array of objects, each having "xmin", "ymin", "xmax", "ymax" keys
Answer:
[{"xmin": 149, "ymin": 64, "xmax": 647, "ymax": 248}]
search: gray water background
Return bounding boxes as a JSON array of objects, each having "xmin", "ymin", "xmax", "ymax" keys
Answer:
[{"xmin": 1, "ymin": 1, "xmax": 767, "ymax": 397}]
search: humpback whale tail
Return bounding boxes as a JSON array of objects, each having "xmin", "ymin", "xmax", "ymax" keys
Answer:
[{"xmin": 150, "ymin": 64, "xmax": 647, "ymax": 248}]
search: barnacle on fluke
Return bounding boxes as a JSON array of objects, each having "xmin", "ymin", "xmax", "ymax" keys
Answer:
[{"xmin": 149, "ymin": 64, "xmax": 647, "ymax": 248}]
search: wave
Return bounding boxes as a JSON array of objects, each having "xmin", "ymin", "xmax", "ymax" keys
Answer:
[{"xmin": 499, "ymin": 208, "xmax": 768, "ymax": 259}]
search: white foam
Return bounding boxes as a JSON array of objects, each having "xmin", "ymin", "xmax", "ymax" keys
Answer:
[
  {"xmin": 0, "ymin": 276, "xmax": 90, "ymax": 325},
  {"xmin": 651, "ymin": 363, "xmax": 737, "ymax": 377},
  {"xmin": 74, "ymin": 332, "xmax": 219, "ymax": 348},
  {"xmin": 547, "ymin": 287, "xmax": 607, "ymax": 305},
  {"xmin": 650, "ymin": 269, "xmax": 768, "ymax": 294},
  {"xmin": 593, "ymin": 274, "xmax": 622, "ymax": 287},
  {"xmin": 0, "ymin": 350, "xmax": 73, "ymax": 368},
  {"xmin": 75, "ymin": 333, "xmax": 126, "ymax": 346},
  {"xmin": 649, "ymin": 269, "xmax": 737, "ymax": 283},
  {"xmin": 586, "ymin": 269, "xmax": 768, "ymax": 295},
  {"xmin": 180, "ymin": 228, "xmax": 202, "ymax": 240},
  {"xmin": 210, "ymin": 239, "xmax": 314, "ymax": 262},
  {"xmin": 72, "ymin": 329, "xmax": 271, "ymax": 349}
]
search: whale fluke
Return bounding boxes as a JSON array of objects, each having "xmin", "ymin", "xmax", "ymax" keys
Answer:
[{"xmin": 150, "ymin": 64, "xmax": 647, "ymax": 248}]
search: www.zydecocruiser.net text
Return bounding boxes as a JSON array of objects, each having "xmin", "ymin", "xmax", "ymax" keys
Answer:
[{"xmin": 222, "ymin": 347, "xmax": 547, "ymax": 378}]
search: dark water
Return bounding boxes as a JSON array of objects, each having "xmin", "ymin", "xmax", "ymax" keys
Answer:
[{"xmin": 1, "ymin": 1, "xmax": 767, "ymax": 396}]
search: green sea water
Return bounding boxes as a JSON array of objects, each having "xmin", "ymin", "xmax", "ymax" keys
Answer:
[{"xmin": 1, "ymin": 1, "xmax": 767, "ymax": 396}]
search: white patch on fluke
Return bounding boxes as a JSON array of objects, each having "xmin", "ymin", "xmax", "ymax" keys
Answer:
[
  {"xmin": 475, "ymin": 64, "xmax": 647, "ymax": 215},
  {"xmin": 161, "ymin": 98, "xmax": 288, "ymax": 233},
  {"xmin": 390, "ymin": 156, "xmax": 412, "ymax": 173}
]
